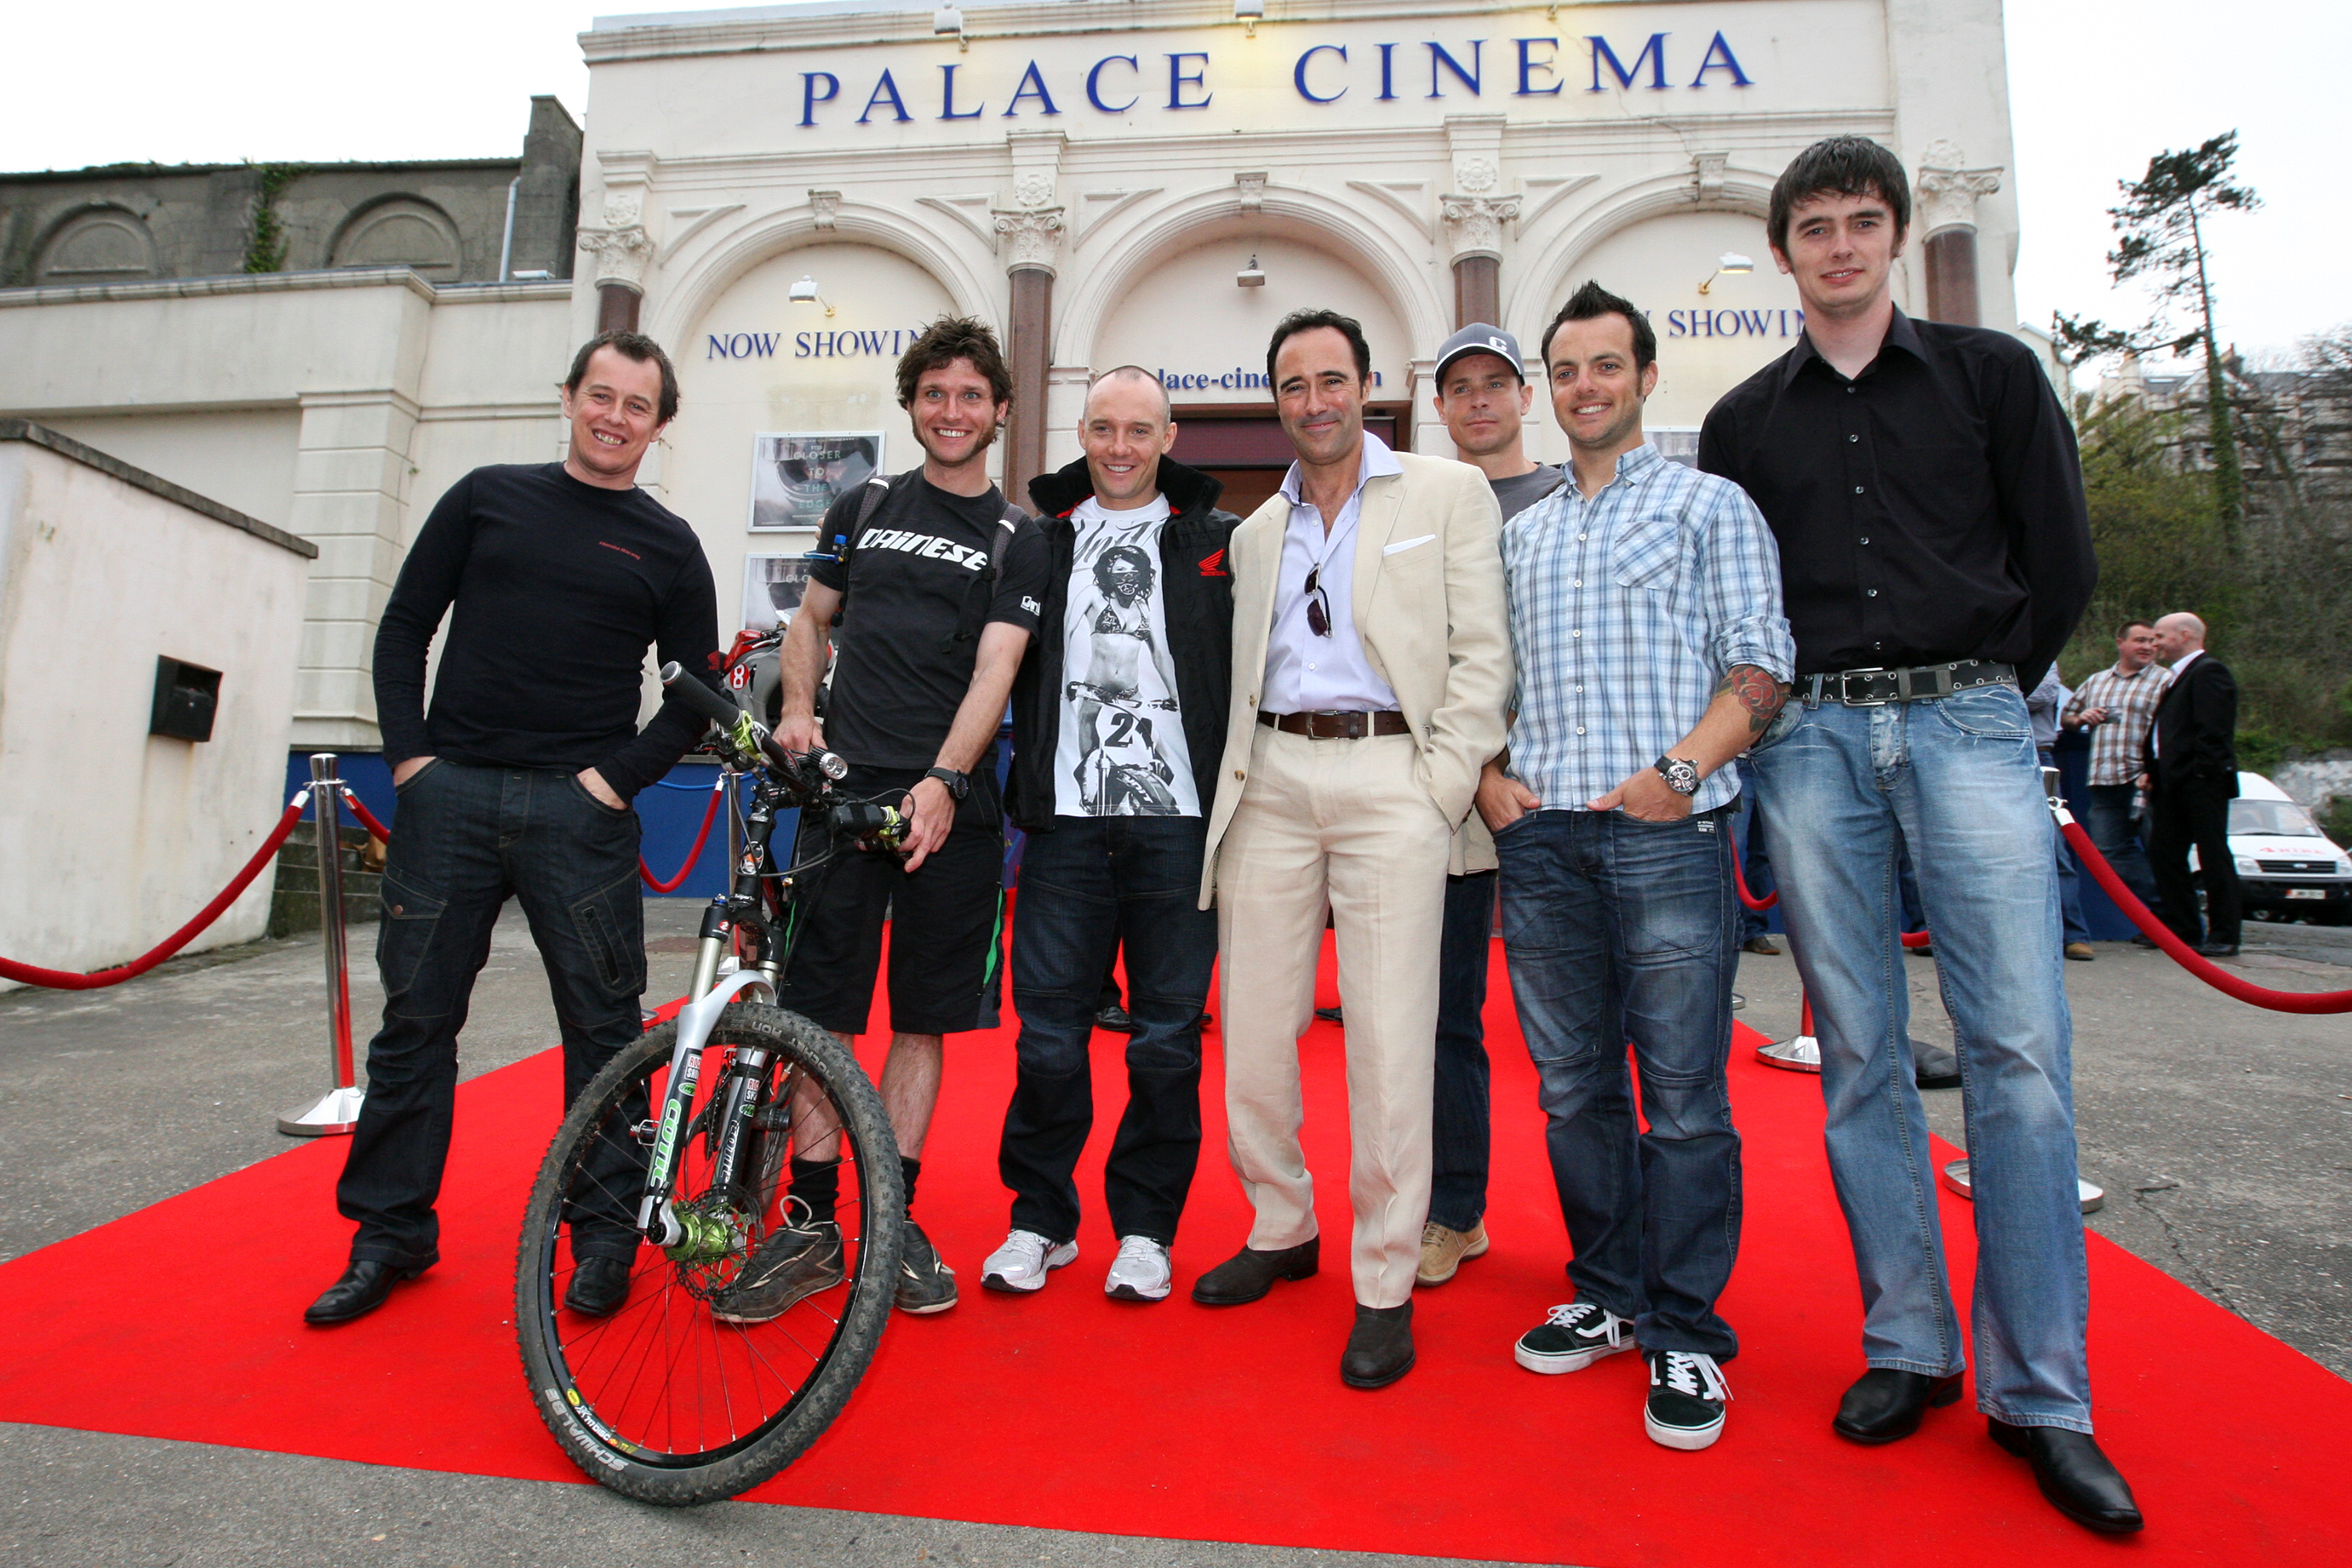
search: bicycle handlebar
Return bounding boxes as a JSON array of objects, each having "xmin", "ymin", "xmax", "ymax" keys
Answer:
[{"xmin": 659, "ymin": 661, "xmax": 846, "ymax": 784}]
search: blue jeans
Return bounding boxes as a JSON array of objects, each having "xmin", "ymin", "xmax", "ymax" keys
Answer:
[
  {"xmin": 1428, "ymin": 869, "xmax": 1497, "ymax": 1233},
  {"xmin": 1495, "ymin": 807, "xmax": 1742, "ymax": 1360},
  {"xmin": 1003, "ymin": 815, "xmax": 1213, "ymax": 1245},
  {"xmin": 339, "ymin": 760, "xmax": 648, "ymax": 1267},
  {"xmin": 2081, "ymin": 782, "xmax": 2159, "ymax": 909},
  {"xmin": 1747, "ymin": 684, "xmax": 2092, "ymax": 1431}
]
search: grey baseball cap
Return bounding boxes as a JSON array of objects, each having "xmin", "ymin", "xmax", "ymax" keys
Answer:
[{"xmin": 1434, "ymin": 323, "xmax": 1528, "ymax": 384}]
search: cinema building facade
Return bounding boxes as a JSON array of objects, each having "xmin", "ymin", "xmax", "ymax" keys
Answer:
[{"xmin": 0, "ymin": 0, "xmax": 2031, "ymax": 839}]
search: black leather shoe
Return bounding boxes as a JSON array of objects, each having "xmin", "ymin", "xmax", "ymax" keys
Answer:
[
  {"xmin": 1191, "ymin": 1236, "xmax": 1320, "ymax": 1305},
  {"xmin": 2195, "ymin": 942, "xmax": 2240, "ymax": 957},
  {"xmin": 1990, "ymin": 1418, "xmax": 2145, "ymax": 1533},
  {"xmin": 1314, "ymin": 1005, "xmax": 1344, "ymax": 1024},
  {"xmin": 303, "ymin": 1259, "xmax": 429, "ymax": 1326},
  {"xmin": 1832, "ymin": 1369, "xmax": 1963, "ymax": 1444},
  {"xmin": 1095, "ymin": 1004, "xmax": 1139, "ymax": 1033},
  {"xmin": 2130, "ymin": 933, "xmax": 2160, "ymax": 949},
  {"xmin": 1340, "ymin": 1302, "xmax": 1415, "ymax": 1389},
  {"xmin": 565, "ymin": 1254, "xmax": 634, "ymax": 1317}
]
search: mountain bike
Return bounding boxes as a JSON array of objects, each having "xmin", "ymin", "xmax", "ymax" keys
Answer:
[{"xmin": 515, "ymin": 662, "xmax": 908, "ymax": 1505}]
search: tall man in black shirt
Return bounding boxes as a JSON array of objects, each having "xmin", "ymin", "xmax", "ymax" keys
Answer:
[
  {"xmin": 1700, "ymin": 139, "xmax": 2140, "ymax": 1533},
  {"xmin": 307, "ymin": 330, "xmax": 721, "ymax": 1328},
  {"xmin": 708, "ymin": 318, "xmax": 1048, "ymax": 1323}
]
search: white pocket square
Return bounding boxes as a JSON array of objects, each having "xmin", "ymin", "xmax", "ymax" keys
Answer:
[{"xmin": 1382, "ymin": 533, "xmax": 1436, "ymax": 555}]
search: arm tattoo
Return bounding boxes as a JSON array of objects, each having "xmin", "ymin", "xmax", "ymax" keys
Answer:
[{"xmin": 1715, "ymin": 665, "xmax": 1792, "ymax": 735}]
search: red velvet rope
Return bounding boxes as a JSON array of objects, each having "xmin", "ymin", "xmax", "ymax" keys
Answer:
[
  {"xmin": 2061, "ymin": 816, "xmax": 2352, "ymax": 1014},
  {"xmin": 0, "ymin": 794, "xmax": 309, "ymax": 990},
  {"xmin": 1727, "ymin": 831, "xmax": 1778, "ymax": 912},
  {"xmin": 337, "ymin": 787, "xmax": 390, "ymax": 843},
  {"xmin": 639, "ymin": 781, "xmax": 726, "ymax": 893}
]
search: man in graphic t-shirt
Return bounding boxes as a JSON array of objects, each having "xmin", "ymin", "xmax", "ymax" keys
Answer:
[
  {"xmin": 983, "ymin": 366, "xmax": 1240, "ymax": 1302},
  {"xmin": 1411, "ymin": 323, "xmax": 1566, "ymax": 1293},
  {"xmin": 708, "ymin": 317, "xmax": 1049, "ymax": 1324}
]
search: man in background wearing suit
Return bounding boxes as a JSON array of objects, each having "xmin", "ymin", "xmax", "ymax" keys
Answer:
[
  {"xmin": 1190, "ymin": 308, "xmax": 1511, "ymax": 1390},
  {"xmin": 2142, "ymin": 612, "xmax": 2241, "ymax": 956}
]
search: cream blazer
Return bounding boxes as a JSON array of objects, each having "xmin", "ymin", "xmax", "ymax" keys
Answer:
[{"xmin": 1198, "ymin": 449, "xmax": 1512, "ymax": 908}]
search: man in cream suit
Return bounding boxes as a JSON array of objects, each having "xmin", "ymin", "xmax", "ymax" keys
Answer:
[{"xmin": 1189, "ymin": 308, "xmax": 1511, "ymax": 1389}]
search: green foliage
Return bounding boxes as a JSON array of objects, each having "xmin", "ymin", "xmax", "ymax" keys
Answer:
[
  {"xmin": 241, "ymin": 164, "xmax": 303, "ymax": 274},
  {"xmin": 2071, "ymin": 395, "xmax": 2230, "ymax": 638},
  {"xmin": 2234, "ymin": 729, "xmax": 2288, "ymax": 775},
  {"xmin": 2321, "ymin": 796, "xmax": 2352, "ymax": 850}
]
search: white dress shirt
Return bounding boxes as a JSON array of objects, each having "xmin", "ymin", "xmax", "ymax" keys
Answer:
[{"xmin": 1261, "ymin": 430, "xmax": 1404, "ymax": 713}]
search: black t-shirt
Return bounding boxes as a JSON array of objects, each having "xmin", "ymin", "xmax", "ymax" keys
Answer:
[
  {"xmin": 373, "ymin": 463, "xmax": 720, "ymax": 799},
  {"xmin": 811, "ymin": 470, "xmax": 1049, "ymax": 769}
]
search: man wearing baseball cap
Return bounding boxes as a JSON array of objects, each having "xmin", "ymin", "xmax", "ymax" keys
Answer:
[{"xmin": 1413, "ymin": 324, "xmax": 1565, "ymax": 1290}]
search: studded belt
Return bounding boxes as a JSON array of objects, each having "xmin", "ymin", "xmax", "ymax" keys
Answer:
[{"xmin": 1802, "ymin": 661, "xmax": 2016, "ymax": 706}]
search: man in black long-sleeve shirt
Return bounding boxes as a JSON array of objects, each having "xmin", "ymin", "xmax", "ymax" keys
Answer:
[
  {"xmin": 305, "ymin": 331, "xmax": 721, "ymax": 1328},
  {"xmin": 1700, "ymin": 139, "xmax": 2139, "ymax": 1534}
]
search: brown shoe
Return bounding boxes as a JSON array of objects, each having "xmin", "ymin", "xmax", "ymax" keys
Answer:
[
  {"xmin": 1741, "ymin": 936, "xmax": 1781, "ymax": 956},
  {"xmin": 1190, "ymin": 1236, "xmax": 1319, "ymax": 1305},
  {"xmin": 1415, "ymin": 1220, "xmax": 1490, "ymax": 1286},
  {"xmin": 2064, "ymin": 943, "xmax": 2096, "ymax": 962}
]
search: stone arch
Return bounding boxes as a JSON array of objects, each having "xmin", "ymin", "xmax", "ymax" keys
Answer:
[
  {"xmin": 1504, "ymin": 167, "xmax": 1776, "ymax": 337},
  {"xmin": 34, "ymin": 205, "xmax": 156, "ymax": 284},
  {"xmin": 647, "ymin": 199, "xmax": 997, "ymax": 353},
  {"xmin": 330, "ymin": 195, "xmax": 463, "ymax": 280},
  {"xmin": 1059, "ymin": 182, "xmax": 1449, "ymax": 372}
]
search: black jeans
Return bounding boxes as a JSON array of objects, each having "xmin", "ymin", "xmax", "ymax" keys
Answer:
[
  {"xmin": 338, "ymin": 760, "xmax": 648, "ymax": 1268},
  {"xmin": 2081, "ymin": 781, "xmax": 2159, "ymax": 909},
  {"xmin": 2150, "ymin": 780, "xmax": 2241, "ymax": 946},
  {"xmin": 1002, "ymin": 815, "xmax": 1214, "ymax": 1246},
  {"xmin": 1427, "ymin": 870, "xmax": 1496, "ymax": 1233}
]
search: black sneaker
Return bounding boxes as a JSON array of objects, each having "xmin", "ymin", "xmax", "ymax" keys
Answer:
[
  {"xmin": 1645, "ymin": 1349, "xmax": 1732, "ymax": 1450},
  {"xmin": 708, "ymin": 1216, "xmax": 843, "ymax": 1324},
  {"xmin": 1513, "ymin": 1301, "xmax": 1635, "ymax": 1374},
  {"xmin": 896, "ymin": 1220, "xmax": 958, "ymax": 1314}
]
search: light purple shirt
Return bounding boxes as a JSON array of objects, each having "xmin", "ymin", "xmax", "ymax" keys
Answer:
[{"xmin": 1262, "ymin": 430, "xmax": 1404, "ymax": 713}]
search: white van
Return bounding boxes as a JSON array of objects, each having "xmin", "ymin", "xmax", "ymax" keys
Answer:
[{"xmin": 2219, "ymin": 773, "xmax": 2352, "ymax": 925}]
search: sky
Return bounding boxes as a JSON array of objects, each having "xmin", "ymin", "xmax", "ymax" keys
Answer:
[{"xmin": 4, "ymin": 1, "xmax": 2342, "ymax": 369}]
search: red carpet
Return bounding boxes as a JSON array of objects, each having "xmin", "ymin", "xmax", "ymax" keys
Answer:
[{"xmin": 0, "ymin": 936, "xmax": 2342, "ymax": 1565}]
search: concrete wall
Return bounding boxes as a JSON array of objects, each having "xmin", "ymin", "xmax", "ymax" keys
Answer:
[{"xmin": 0, "ymin": 425, "xmax": 314, "ymax": 990}]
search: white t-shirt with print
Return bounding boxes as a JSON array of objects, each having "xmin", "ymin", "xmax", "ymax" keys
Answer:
[{"xmin": 1052, "ymin": 494, "xmax": 1200, "ymax": 818}]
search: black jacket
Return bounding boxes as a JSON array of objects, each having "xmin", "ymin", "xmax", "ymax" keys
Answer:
[
  {"xmin": 2144, "ymin": 652, "xmax": 2239, "ymax": 796},
  {"xmin": 1007, "ymin": 456, "xmax": 1241, "ymax": 833}
]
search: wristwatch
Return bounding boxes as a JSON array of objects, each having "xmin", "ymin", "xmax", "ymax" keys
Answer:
[
  {"xmin": 1653, "ymin": 755, "xmax": 1701, "ymax": 797},
  {"xmin": 923, "ymin": 766, "xmax": 970, "ymax": 801}
]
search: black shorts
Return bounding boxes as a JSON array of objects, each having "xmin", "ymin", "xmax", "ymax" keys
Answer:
[{"xmin": 777, "ymin": 762, "xmax": 1007, "ymax": 1037}]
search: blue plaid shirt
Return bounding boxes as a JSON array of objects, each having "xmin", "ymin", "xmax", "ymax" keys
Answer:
[{"xmin": 1500, "ymin": 442, "xmax": 1794, "ymax": 815}]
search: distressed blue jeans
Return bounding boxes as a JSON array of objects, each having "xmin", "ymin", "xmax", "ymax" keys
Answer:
[
  {"xmin": 1495, "ymin": 805, "xmax": 1742, "ymax": 1360},
  {"xmin": 1747, "ymin": 684, "xmax": 2093, "ymax": 1432}
]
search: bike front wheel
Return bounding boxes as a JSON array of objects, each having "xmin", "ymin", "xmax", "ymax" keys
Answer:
[{"xmin": 516, "ymin": 1002, "xmax": 903, "ymax": 1504}]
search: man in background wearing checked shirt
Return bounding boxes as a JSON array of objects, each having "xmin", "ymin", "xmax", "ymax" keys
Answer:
[
  {"xmin": 1473, "ymin": 280, "xmax": 1794, "ymax": 1452},
  {"xmin": 2063, "ymin": 620, "xmax": 2169, "ymax": 911}
]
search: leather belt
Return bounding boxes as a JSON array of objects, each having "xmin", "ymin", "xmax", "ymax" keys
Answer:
[
  {"xmin": 1258, "ymin": 709, "xmax": 1412, "ymax": 739},
  {"xmin": 1804, "ymin": 660, "xmax": 2016, "ymax": 706}
]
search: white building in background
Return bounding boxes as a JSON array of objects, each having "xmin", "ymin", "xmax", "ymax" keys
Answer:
[{"xmin": 0, "ymin": 0, "xmax": 2027, "ymax": 767}]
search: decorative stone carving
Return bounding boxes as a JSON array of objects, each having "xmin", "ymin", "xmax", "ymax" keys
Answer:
[
  {"xmin": 577, "ymin": 192, "xmax": 654, "ymax": 292},
  {"xmin": 1693, "ymin": 152, "xmax": 1728, "ymax": 201},
  {"xmin": 1453, "ymin": 156, "xmax": 1498, "ymax": 195},
  {"xmin": 809, "ymin": 189, "xmax": 841, "ymax": 230},
  {"xmin": 1440, "ymin": 193, "xmax": 1520, "ymax": 262},
  {"xmin": 1010, "ymin": 171, "xmax": 1057, "ymax": 211},
  {"xmin": 992, "ymin": 205, "xmax": 1066, "ymax": 274},
  {"xmin": 1235, "ymin": 172, "xmax": 1267, "ymax": 212},
  {"xmin": 1916, "ymin": 140, "xmax": 2004, "ymax": 237}
]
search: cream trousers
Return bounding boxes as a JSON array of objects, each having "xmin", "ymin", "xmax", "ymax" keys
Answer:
[{"xmin": 1214, "ymin": 726, "xmax": 1451, "ymax": 1308}]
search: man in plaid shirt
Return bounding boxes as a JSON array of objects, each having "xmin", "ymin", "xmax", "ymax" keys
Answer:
[
  {"xmin": 1475, "ymin": 281, "xmax": 1794, "ymax": 1451},
  {"xmin": 2062, "ymin": 620, "xmax": 2169, "ymax": 909}
]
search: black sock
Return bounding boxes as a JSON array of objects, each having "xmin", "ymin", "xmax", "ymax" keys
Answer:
[
  {"xmin": 787, "ymin": 1156, "xmax": 840, "ymax": 1227},
  {"xmin": 899, "ymin": 1153, "xmax": 921, "ymax": 1216}
]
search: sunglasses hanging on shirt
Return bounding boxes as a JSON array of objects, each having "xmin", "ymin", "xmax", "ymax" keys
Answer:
[{"xmin": 1304, "ymin": 564, "xmax": 1332, "ymax": 638}]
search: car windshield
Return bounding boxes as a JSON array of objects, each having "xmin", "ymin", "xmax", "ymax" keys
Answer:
[{"xmin": 2228, "ymin": 798, "xmax": 2325, "ymax": 838}]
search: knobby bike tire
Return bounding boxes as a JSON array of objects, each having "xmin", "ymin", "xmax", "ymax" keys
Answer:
[{"xmin": 515, "ymin": 1003, "xmax": 904, "ymax": 1504}]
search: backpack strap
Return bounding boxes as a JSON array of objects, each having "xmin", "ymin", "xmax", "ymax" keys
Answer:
[
  {"xmin": 939, "ymin": 504, "xmax": 1027, "ymax": 655},
  {"xmin": 814, "ymin": 475, "xmax": 892, "ymax": 629}
]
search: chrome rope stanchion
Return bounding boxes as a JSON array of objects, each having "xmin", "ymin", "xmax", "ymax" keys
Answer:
[
  {"xmin": 278, "ymin": 753, "xmax": 366, "ymax": 1136},
  {"xmin": 1756, "ymin": 990, "xmax": 1821, "ymax": 1072}
]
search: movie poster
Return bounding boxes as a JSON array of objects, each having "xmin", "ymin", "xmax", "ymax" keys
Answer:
[{"xmin": 748, "ymin": 432, "xmax": 882, "ymax": 531}]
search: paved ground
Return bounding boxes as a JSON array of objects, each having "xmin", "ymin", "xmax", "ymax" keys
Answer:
[{"xmin": 1, "ymin": 902, "xmax": 2346, "ymax": 1564}]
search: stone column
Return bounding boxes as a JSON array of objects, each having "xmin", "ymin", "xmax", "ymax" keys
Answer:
[
  {"xmin": 287, "ymin": 389, "xmax": 422, "ymax": 749},
  {"xmin": 994, "ymin": 149, "xmax": 1065, "ymax": 505},
  {"xmin": 1915, "ymin": 141, "xmax": 2004, "ymax": 328},
  {"xmin": 1443, "ymin": 119, "xmax": 1517, "ymax": 331},
  {"xmin": 576, "ymin": 191, "xmax": 654, "ymax": 335}
]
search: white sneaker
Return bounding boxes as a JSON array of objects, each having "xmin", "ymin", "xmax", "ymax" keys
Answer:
[
  {"xmin": 981, "ymin": 1228, "xmax": 1076, "ymax": 1294},
  {"xmin": 1105, "ymin": 1235, "xmax": 1173, "ymax": 1302}
]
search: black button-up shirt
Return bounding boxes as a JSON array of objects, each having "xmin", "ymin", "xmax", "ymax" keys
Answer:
[{"xmin": 1698, "ymin": 308, "xmax": 2093, "ymax": 691}]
